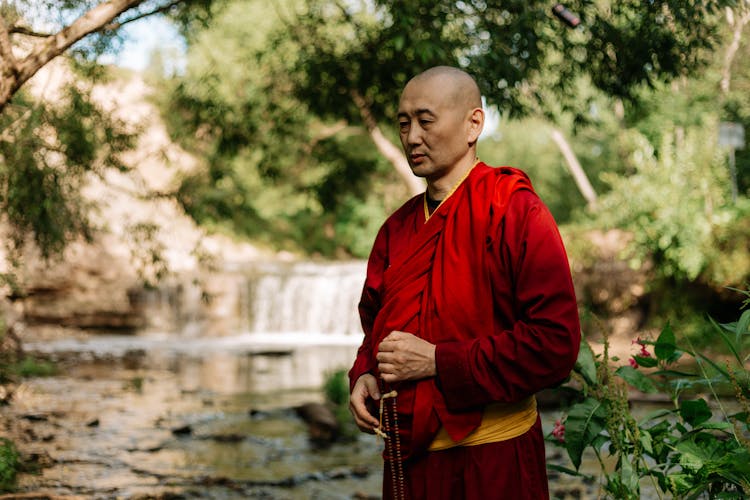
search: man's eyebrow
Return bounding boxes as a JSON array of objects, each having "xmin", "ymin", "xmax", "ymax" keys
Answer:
[{"xmin": 397, "ymin": 109, "xmax": 436, "ymax": 118}]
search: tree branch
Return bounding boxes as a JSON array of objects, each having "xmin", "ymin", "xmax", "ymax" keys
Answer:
[
  {"xmin": 550, "ymin": 128, "xmax": 597, "ymax": 209},
  {"xmin": 0, "ymin": 0, "xmax": 150, "ymax": 113},
  {"xmin": 106, "ymin": 0, "xmax": 184, "ymax": 31},
  {"xmin": 721, "ymin": 5, "xmax": 750, "ymax": 94},
  {"xmin": 9, "ymin": 0, "xmax": 182, "ymax": 38},
  {"xmin": 0, "ymin": 17, "xmax": 20, "ymax": 112},
  {"xmin": 9, "ymin": 26, "xmax": 52, "ymax": 38},
  {"xmin": 0, "ymin": 16, "xmax": 19, "ymax": 74}
]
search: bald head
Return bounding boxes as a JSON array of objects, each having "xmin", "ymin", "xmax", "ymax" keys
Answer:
[
  {"xmin": 396, "ymin": 66, "xmax": 485, "ymax": 192},
  {"xmin": 406, "ymin": 66, "xmax": 482, "ymax": 112}
]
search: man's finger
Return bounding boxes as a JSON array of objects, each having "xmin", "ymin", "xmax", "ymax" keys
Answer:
[
  {"xmin": 378, "ymin": 362, "xmax": 394, "ymax": 374},
  {"xmin": 350, "ymin": 400, "xmax": 378, "ymax": 431},
  {"xmin": 363, "ymin": 376, "xmax": 381, "ymax": 401},
  {"xmin": 353, "ymin": 404, "xmax": 379, "ymax": 429}
]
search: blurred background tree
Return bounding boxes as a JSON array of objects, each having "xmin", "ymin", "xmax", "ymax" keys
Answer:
[
  {"xmin": 162, "ymin": 0, "xmax": 745, "ymax": 255},
  {"xmin": 1, "ymin": 0, "xmax": 748, "ymax": 340},
  {"xmin": 0, "ymin": 0, "xmax": 214, "ymax": 261}
]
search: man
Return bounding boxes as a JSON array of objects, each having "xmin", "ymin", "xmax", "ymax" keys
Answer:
[{"xmin": 348, "ymin": 66, "xmax": 580, "ymax": 499}]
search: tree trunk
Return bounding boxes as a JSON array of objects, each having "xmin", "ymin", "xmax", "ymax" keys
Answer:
[
  {"xmin": 721, "ymin": 6, "xmax": 750, "ymax": 94},
  {"xmin": 351, "ymin": 90, "xmax": 424, "ymax": 197},
  {"xmin": 0, "ymin": 0, "xmax": 147, "ymax": 113},
  {"xmin": 550, "ymin": 128, "xmax": 597, "ymax": 209}
]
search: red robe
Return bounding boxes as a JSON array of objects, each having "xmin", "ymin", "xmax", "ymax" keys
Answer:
[{"xmin": 349, "ymin": 163, "xmax": 580, "ymax": 498}]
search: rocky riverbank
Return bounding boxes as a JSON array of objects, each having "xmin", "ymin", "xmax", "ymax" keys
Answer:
[{"xmin": 0, "ymin": 348, "xmax": 599, "ymax": 500}]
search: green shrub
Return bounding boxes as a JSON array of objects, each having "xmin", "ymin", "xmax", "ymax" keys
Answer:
[
  {"xmin": 588, "ymin": 124, "xmax": 750, "ymax": 287},
  {"xmin": 322, "ymin": 368, "xmax": 349, "ymax": 407},
  {"xmin": 14, "ymin": 357, "xmax": 57, "ymax": 378},
  {"xmin": 322, "ymin": 368, "xmax": 358, "ymax": 442},
  {"xmin": 0, "ymin": 438, "xmax": 19, "ymax": 492},
  {"xmin": 551, "ymin": 291, "xmax": 750, "ymax": 498}
]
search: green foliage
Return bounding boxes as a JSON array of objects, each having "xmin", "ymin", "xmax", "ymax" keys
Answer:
[
  {"xmin": 322, "ymin": 368, "xmax": 358, "ymax": 441},
  {"xmin": 14, "ymin": 357, "xmax": 58, "ymax": 378},
  {"xmin": 0, "ymin": 0, "xmax": 221, "ymax": 266},
  {"xmin": 552, "ymin": 297, "xmax": 750, "ymax": 498},
  {"xmin": 160, "ymin": 0, "xmax": 400, "ymax": 258},
  {"xmin": 291, "ymin": 0, "xmax": 731, "ymax": 120},
  {"xmin": 585, "ymin": 119, "xmax": 750, "ymax": 286},
  {"xmin": 322, "ymin": 368, "xmax": 349, "ymax": 407},
  {"xmin": 159, "ymin": 0, "xmax": 750, "ymax": 267},
  {"xmin": 0, "ymin": 438, "xmax": 18, "ymax": 493},
  {"xmin": 477, "ymin": 110, "xmax": 624, "ymax": 223},
  {"xmin": 0, "ymin": 84, "xmax": 134, "ymax": 259}
]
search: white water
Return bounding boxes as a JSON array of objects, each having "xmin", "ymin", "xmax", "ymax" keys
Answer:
[{"xmin": 245, "ymin": 261, "xmax": 366, "ymax": 337}]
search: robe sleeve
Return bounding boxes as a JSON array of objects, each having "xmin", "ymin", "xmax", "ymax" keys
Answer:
[
  {"xmin": 434, "ymin": 190, "xmax": 580, "ymax": 410},
  {"xmin": 348, "ymin": 223, "xmax": 388, "ymax": 391}
]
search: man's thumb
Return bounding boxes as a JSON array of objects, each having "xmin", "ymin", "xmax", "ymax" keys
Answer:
[{"xmin": 366, "ymin": 377, "xmax": 381, "ymax": 400}]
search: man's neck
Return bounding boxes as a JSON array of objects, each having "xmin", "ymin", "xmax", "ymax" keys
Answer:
[{"xmin": 426, "ymin": 155, "xmax": 478, "ymax": 200}]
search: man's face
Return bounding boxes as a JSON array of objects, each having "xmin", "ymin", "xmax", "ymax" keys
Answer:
[{"xmin": 397, "ymin": 77, "xmax": 473, "ymax": 182}]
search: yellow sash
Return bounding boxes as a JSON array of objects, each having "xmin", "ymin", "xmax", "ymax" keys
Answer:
[{"xmin": 428, "ymin": 396, "xmax": 537, "ymax": 452}]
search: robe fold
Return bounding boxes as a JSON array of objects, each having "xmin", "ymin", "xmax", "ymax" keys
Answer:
[{"xmin": 349, "ymin": 162, "xmax": 580, "ymax": 497}]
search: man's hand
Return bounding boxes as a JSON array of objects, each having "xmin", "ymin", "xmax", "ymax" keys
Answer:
[
  {"xmin": 349, "ymin": 373, "xmax": 381, "ymax": 433},
  {"xmin": 377, "ymin": 331, "xmax": 436, "ymax": 383}
]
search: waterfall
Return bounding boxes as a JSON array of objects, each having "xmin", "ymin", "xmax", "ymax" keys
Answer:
[
  {"xmin": 127, "ymin": 259, "xmax": 368, "ymax": 342},
  {"xmin": 245, "ymin": 260, "xmax": 366, "ymax": 338}
]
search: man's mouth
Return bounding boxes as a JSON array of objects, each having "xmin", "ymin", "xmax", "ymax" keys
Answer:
[{"xmin": 410, "ymin": 153, "xmax": 426, "ymax": 164}]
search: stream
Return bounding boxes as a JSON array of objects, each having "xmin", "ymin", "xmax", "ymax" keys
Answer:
[
  {"xmin": 3, "ymin": 339, "xmax": 600, "ymax": 499},
  {"xmin": 5, "ymin": 339, "xmax": 385, "ymax": 498}
]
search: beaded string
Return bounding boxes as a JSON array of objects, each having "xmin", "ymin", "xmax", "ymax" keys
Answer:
[{"xmin": 375, "ymin": 389, "xmax": 405, "ymax": 500}]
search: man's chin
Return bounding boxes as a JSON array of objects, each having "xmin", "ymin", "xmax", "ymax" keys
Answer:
[{"xmin": 410, "ymin": 164, "xmax": 432, "ymax": 178}]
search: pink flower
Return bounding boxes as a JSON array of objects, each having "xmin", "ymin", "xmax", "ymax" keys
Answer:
[
  {"xmin": 552, "ymin": 419, "xmax": 565, "ymax": 443},
  {"xmin": 629, "ymin": 357, "xmax": 638, "ymax": 369},
  {"xmin": 632, "ymin": 337, "xmax": 651, "ymax": 358}
]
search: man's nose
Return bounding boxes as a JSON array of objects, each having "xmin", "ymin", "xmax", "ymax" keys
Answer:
[{"xmin": 406, "ymin": 124, "xmax": 422, "ymax": 146}]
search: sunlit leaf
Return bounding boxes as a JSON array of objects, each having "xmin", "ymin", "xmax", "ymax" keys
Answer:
[
  {"xmin": 546, "ymin": 463, "xmax": 587, "ymax": 477},
  {"xmin": 654, "ymin": 322, "xmax": 682, "ymax": 363},
  {"xmin": 736, "ymin": 309, "xmax": 750, "ymax": 343},
  {"xmin": 564, "ymin": 398, "xmax": 607, "ymax": 470},
  {"xmin": 709, "ymin": 316, "xmax": 743, "ymax": 367},
  {"xmin": 575, "ymin": 338, "xmax": 598, "ymax": 386},
  {"xmin": 639, "ymin": 431, "xmax": 654, "ymax": 455},
  {"xmin": 633, "ymin": 355, "xmax": 658, "ymax": 368},
  {"xmin": 639, "ymin": 408, "xmax": 674, "ymax": 425},
  {"xmin": 693, "ymin": 421, "xmax": 733, "ymax": 431},
  {"xmin": 615, "ymin": 365, "xmax": 658, "ymax": 393}
]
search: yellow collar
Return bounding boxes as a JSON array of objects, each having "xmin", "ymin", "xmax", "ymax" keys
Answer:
[{"xmin": 423, "ymin": 159, "xmax": 480, "ymax": 222}]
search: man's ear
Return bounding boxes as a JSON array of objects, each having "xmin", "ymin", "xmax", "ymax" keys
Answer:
[{"xmin": 467, "ymin": 108, "xmax": 485, "ymax": 144}]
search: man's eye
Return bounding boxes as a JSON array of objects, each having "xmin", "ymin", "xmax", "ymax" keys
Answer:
[
  {"xmin": 419, "ymin": 120, "xmax": 432, "ymax": 126},
  {"xmin": 399, "ymin": 122, "xmax": 409, "ymax": 129}
]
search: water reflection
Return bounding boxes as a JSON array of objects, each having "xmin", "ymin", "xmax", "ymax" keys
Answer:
[
  {"xmin": 12, "ymin": 350, "xmax": 383, "ymax": 498},
  {"xmin": 27, "ymin": 333, "xmax": 361, "ymax": 394}
]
